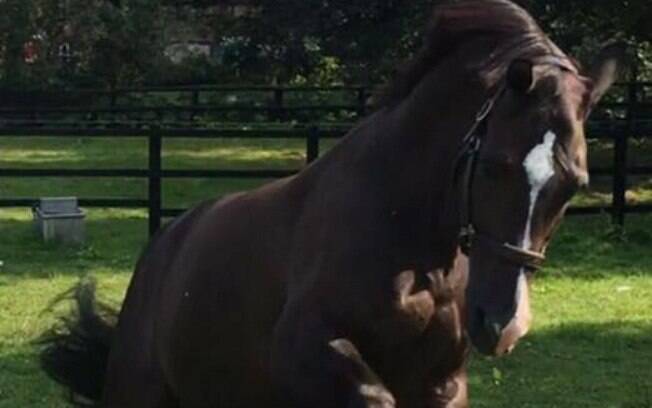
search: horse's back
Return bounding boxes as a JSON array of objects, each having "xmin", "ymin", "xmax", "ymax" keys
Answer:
[
  {"xmin": 103, "ymin": 198, "xmax": 218, "ymax": 406},
  {"xmin": 105, "ymin": 180, "xmax": 297, "ymax": 406}
]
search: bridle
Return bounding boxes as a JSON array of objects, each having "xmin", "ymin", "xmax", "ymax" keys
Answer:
[{"xmin": 455, "ymin": 55, "xmax": 578, "ymax": 270}]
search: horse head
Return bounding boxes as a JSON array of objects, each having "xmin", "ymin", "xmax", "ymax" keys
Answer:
[{"xmin": 462, "ymin": 45, "xmax": 625, "ymax": 356}]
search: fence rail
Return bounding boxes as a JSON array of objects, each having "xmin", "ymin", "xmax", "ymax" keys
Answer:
[
  {"xmin": 0, "ymin": 125, "xmax": 335, "ymax": 235},
  {"xmin": 0, "ymin": 85, "xmax": 370, "ymax": 124},
  {"xmin": 1, "ymin": 83, "xmax": 652, "ymax": 235},
  {"xmin": 1, "ymin": 80, "xmax": 649, "ymax": 124},
  {"xmin": 0, "ymin": 122, "xmax": 651, "ymax": 235}
]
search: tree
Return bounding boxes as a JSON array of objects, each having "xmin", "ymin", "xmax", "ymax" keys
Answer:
[
  {"xmin": 518, "ymin": 0, "xmax": 651, "ymax": 78},
  {"xmin": 0, "ymin": 0, "xmax": 649, "ymax": 88},
  {"xmin": 203, "ymin": 0, "xmax": 651, "ymax": 84},
  {"xmin": 0, "ymin": 1, "xmax": 34, "ymax": 87},
  {"xmin": 0, "ymin": 0, "xmax": 166, "ymax": 89},
  {"xmin": 208, "ymin": 0, "xmax": 436, "ymax": 83}
]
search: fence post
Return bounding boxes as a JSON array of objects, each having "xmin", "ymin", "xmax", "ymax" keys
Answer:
[
  {"xmin": 357, "ymin": 87, "xmax": 367, "ymax": 118},
  {"xmin": 306, "ymin": 126, "xmax": 320, "ymax": 164},
  {"xmin": 107, "ymin": 90, "xmax": 118, "ymax": 125},
  {"xmin": 190, "ymin": 89, "xmax": 200, "ymax": 122},
  {"xmin": 612, "ymin": 127, "xmax": 628, "ymax": 226},
  {"xmin": 273, "ymin": 88, "xmax": 285, "ymax": 122},
  {"xmin": 612, "ymin": 65, "xmax": 638, "ymax": 226},
  {"xmin": 110, "ymin": 90, "xmax": 117, "ymax": 108},
  {"xmin": 148, "ymin": 127, "xmax": 162, "ymax": 236}
]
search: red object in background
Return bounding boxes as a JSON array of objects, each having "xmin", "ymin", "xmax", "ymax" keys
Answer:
[{"xmin": 24, "ymin": 40, "xmax": 39, "ymax": 64}]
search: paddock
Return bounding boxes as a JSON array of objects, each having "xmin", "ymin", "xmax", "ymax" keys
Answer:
[{"xmin": 1, "ymin": 114, "xmax": 651, "ymax": 405}]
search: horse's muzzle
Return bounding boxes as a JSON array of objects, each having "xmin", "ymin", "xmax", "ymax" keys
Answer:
[
  {"xmin": 467, "ymin": 307, "xmax": 507, "ymax": 355},
  {"xmin": 466, "ymin": 275, "xmax": 532, "ymax": 357}
]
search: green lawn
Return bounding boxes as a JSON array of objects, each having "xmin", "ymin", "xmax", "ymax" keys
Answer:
[{"xmin": 0, "ymin": 136, "xmax": 651, "ymax": 407}]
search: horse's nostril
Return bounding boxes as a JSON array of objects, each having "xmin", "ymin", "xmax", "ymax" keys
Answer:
[
  {"xmin": 474, "ymin": 307, "xmax": 503, "ymax": 342},
  {"xmin": 474, "ymin": 307, "xmax": 485, "ymax": 324},
  {"xmin": 483, "ymin": 318, "xmax": 503, "ymax": 344}
]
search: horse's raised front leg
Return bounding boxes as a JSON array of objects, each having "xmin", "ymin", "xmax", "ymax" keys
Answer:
[{"xmin": 271, "ymin": 304, "xmax": 395, "ymax": 408}]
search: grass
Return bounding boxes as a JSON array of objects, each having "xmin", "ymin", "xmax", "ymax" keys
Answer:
[
  {"xmin": 0, "ymin": 135, "xmax": 651, "ymax": 407},
  {"xmin": 469, "ymin": 214, "xmax": 652, "ymax": 407}
]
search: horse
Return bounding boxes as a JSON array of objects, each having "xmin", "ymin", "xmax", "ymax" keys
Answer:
[{"xmin": 39, "ymin": 1, "xmax": 623, "ymax": 406}]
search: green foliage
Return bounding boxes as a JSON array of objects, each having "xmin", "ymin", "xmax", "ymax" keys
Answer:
[
  {"xmin": 207, "ymin": 0, "xmax": 434, "ymax": 84},
  {"xmin": 516, "ymin": 0, "xmax": 650, "ymax": 80},
  {"xmin": 203, "ymin": 0, "xmax": 652, "ymax": 84},
  {"xmin": 0, "ymin": 1, "xmax": 649, "ymax": 88},
  {"xmin": 0, "ymin": 0, "xmax": 165, "ymax": 90}
]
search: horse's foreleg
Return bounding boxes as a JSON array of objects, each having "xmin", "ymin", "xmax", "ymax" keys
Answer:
[
  {"xmin": 271, "ymin": 306, "xmax": 395, "ymax": 408},
  {"xmin": 328, "ymin": 338, "xmax": 396, "ymax": 408},
  {"xmin": 426, "ymin": 370, "xmax": 468, "ymax": 408}
]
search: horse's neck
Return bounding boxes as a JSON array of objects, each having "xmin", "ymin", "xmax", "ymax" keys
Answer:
[{"xmin": 375, "ymin": 66, "xmax": 487, "ymax": 269}]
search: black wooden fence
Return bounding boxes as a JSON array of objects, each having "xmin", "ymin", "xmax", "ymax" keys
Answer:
[
  {"xmin": 1, "ymin": 84, "xmax": 651, "ymax": 235},
  {"xmin": 0, "ymin": 85, "xmax": 370, "ymax": 125},
  {"xmin": 0, "ymin": 125, "xmax": 344, "ymax": 235}
]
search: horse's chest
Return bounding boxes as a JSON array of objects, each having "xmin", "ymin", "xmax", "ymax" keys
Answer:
[
  {"xmin": 363, "ymin": 270, "xmax": 466, "ymax": 397},
  {"xmin": 373, "ymin": 270, "xmax": 463, "ymax": 347}
]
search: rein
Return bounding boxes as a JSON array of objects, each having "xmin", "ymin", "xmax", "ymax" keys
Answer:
[{"xmin": 455, "ymin": 55, "xmax": 577, "ymax": 270}]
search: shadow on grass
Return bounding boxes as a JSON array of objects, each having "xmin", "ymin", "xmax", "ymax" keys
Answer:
[
  {"xmin": 545, "ymin": 214, "xmax": 652, "ymax": 280},
  {"xmin": 0, "ymin": 347, "xmax": 68, "ymax": 408},
  {"xmin": 470, "ymin": 321, "xmax": 652, "ymax": 407},
  {"xmin": 1, "ymin": 210, "xmax": 651, "ymax": 280},
  {"xmin": 0, "ymin": 322, "xmax": 650, "ymax": 408},
  {"xmin": 0, "ymin": 177, "xmax": 268, "ymax": 211}
]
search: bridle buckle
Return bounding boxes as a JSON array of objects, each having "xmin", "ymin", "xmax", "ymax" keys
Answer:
[
  {"xmin": 475, "ymin": 98, "xmax": 495, "ymax": 122},
  {"xmin": 458, "ymin": 224, "xmax": 475, "ymax": 254}
]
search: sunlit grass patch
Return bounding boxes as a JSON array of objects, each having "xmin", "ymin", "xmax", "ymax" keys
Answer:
[
  {"xmin": 470, "ymin": 321, "xmax": 652, "ymax": 407},
  {"xmin": 163, "ymin": 138, "xmax": 306, "ymax": 169}
]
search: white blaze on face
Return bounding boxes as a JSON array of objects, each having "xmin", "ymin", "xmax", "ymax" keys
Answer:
[
  {"xmin": 521, "ymin": 130, "xmax": 557, "ymax": 250},
  {"xmin": 496, "ymin": 131, "xmax": 557, "ymax": 355},
  {"xmin": 496, "ymin": 272, "xmax": 532, "ymax": 355}
]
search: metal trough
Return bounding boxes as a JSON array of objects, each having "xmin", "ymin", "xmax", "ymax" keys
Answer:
[{"xmin": 33, "ymin": 197, "xmax": 86, "ymax": 244}]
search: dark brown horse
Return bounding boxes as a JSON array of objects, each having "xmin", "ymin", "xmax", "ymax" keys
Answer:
[{"xmin": 40, "ymin": 1, "xmax": 623, "ymax": 406}]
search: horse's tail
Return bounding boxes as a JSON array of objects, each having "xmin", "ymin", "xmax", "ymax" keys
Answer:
[{"xmin": 38, "ymin": 277, "xmax": 117, "ymax": 405}]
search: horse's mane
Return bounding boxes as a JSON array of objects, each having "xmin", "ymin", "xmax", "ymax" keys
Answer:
[{"xmin": 375, "ymin": 0, "xmax": 567, "ymax": 107}]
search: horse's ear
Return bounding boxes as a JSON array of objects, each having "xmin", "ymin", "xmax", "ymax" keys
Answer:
[
  {"xmin": 586, "ymin": 42, "xmax": 628, "ymax": 112},
  {"xmin": 506, "ymin": 59, "xmax": 535, "ymax": 94}
]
